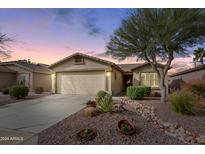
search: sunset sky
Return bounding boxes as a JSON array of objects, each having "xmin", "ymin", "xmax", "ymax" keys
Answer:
[{"xmin": 0, "ymin": 8, "xmax": 200, "ymax": 73}]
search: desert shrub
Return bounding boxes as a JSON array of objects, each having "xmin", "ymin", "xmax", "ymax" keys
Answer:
[
  {"xmin": 184, "ymin": 79, "xmax": 205, "ymax": 97},
  {"xmin": 144, "ymin": 86, "xmax": 151, "ymax": 96},
  {"xmin": 127, "ymin": 86, "xmax": 145, "ymax": 100},
  {"xmin": 96, "ymin": 93, "xmax": 113, "ymax": 113},
  {"xmin": 170, "ymin": 90, "xmax": 201, "ymax": 115},
  {"xmin": 35, "ymin": 87, "xmax": 44, "ymax": 94},
  {"xmin": 96, "ymin": 90, "xmax": 109, "ymax": 103},
  {"xmin": 9, "ymin": 85, "xmax": 29, "ymax": 99},
  {"xmin": 1, "ymin": 87, "xmax": 10, "ymax": 95}
]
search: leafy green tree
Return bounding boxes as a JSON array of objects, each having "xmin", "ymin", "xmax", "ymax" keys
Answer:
[
  {"xmin": 106, "ymin": 9, "xmax": 205, "ymax": 103},
  {"xmin": 0, "ymin": 33, "xmax": 13, "ymax": 61},
  {"xmin": 193, "ymin": 47, "xmax": 205, "ymax": 65}
]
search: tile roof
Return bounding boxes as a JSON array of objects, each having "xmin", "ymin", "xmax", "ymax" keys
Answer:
[
  {"xmin": 49, "ymin": 52, "xmax": 124, "ymax": 72},
  {"xmin": 0, "ymin": 60, "xmax": 52, "ymax": 74},
  {"xmin": 117, "ymin": 63, "xmax": 143, "ymax": 72},
  {"xmin": 0, "ymin": 65, "xmax": 16, "ymax": 73},
  {"xmin": 169, "ymin": 64, "xmax": 205, "ymax": 77}
]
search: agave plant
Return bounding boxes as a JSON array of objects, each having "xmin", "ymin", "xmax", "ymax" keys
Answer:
[{"xmin": 96, "ymin": 93, "xmax": 114, "ymax": 113}]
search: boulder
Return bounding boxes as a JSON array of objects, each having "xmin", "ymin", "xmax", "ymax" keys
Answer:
[{"xmin": 84, "ymin": 107, "xmax": 98, "ymax": 117}]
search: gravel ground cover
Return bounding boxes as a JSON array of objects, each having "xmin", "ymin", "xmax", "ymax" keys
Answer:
[
  {"xmin": 38, "ymin": 107, "xmax": 184, "ymax": 145},
  {"xmin": 142, "ymin": 99, "xmax": 205, "ymax": 136}
]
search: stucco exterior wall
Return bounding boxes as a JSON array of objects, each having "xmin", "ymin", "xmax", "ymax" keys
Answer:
[
  {"xmin": 0, "ymin": 72, "xmax": 17, "ymax": 89},
  {"xmin": 51, "ymin": 57, "xmax": 112, "ymax": 72},
  {"xmin": 33, "ymin": 72, "xmax": 52, "ymax": 92},
  {"xmin": 111, "ymin": 68, "xmax": 123, "ymax": 95},
  {"xmin": 5, "ymin": 65, "xmax": 33, "ymax": 91},
  {"xmin": 170, "ymin": 69, "xmax": 205, "ymax": 83},
  {"xmin": 50, "ymin": 57, "xmax": 115, "ymax": 95}
]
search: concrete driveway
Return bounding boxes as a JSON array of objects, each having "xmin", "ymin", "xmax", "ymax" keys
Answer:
[{"xmin": 0, "ymin": 94, "xmax": 93, "ymax": 144}]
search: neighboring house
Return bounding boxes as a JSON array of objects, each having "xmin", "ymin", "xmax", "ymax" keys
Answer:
[
  {"xmin": 169, "ymin": 64, "xmax": 205, "ymax": 83},
  {"xmin": 0, "ymin": 65, "xmax": 17, "ymax": 90},
  {"xmin": 49, "ymin": 52, "xmax": 166, "ymax": 95},
  {"xmin": 0, "ymin": 60, "xmax": 52, "ymax": 92}
]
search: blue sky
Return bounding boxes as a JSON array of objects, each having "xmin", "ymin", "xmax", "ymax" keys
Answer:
[{"xmin": 0, "ymin": 8, "xmax": 129, "ymax": 64}]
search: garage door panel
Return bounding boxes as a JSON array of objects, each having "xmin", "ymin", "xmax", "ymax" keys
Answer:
[{"xmin": 57, "ymin": 71, "xmax": 105, "ymax": 95}]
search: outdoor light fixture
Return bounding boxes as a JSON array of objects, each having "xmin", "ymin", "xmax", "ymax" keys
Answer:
[{"xmin": 106, "ymin": 72, "xmax": 111, "ymax": 77}]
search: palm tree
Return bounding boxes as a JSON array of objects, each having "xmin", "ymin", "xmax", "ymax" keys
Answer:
[
  {"xmin": 193, "ymin": 47, "xmax": 205, "ymax": 66},
  {"xmin": 106, "ymin": 9, "xmax": 205, "ymax": 103}
]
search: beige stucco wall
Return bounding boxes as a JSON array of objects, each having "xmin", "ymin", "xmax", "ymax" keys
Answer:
[
  {"xmin": 33, "ymin": 72, "xmax": 52, "ymax": 92},
  {"xmin": 5, "ymin": 65, "xmax": 33, "ymax": 91},
  {"xmin": 170, "ymin": 69, "xmax": 205, "ymax": 83},
  {"xmin": 0, "ymin": 72, "xmax": 17, "ymax": 89},
  {"xmin": 50, "ymin": 57, "xmax": 116, "ymax": 95},
  {"xmin": 50, "ymin": 57, "xmax": 112, "ymax": 72},
  {"xmin": 111, "ymin": 68, "xmax": 123, "ymax": 95}
]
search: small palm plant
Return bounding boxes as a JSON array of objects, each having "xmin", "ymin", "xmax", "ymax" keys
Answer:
[{"xmin": 193, "ymin": 48, "xmax": 205, "ymax": 65}]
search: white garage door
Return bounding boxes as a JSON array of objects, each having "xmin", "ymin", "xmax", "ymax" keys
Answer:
[{"xmin": 57, "ymin": 71, "xmax": 106, "ymax": 95}]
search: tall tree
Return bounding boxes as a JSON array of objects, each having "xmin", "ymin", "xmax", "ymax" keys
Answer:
[
  {"xmin": 193, "ymin": 47, "xmax": 205, "ymax": 65},
  {"xmin": 106, "ymin": 9, "xmax": 205, "ymax": 103},
  {"xmin": 0, "ymin": 33, "xmax": 13, "ymax": 61}
]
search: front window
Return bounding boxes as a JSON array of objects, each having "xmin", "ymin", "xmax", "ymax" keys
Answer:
[
  {"xmin": 18, "ymin": 74, "xmax": 29, "ymax": 86},
  {"xmin": 141, "ymin": 73, "xmax": 159, "ymax": 87}
]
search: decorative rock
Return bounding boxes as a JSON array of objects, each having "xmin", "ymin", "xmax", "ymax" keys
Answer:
[
  {"xmin": 84, "ymin": 107, "xmax": 98, "ymax": 117},
  {"xmin": 165, "ymin": 131, "xmax": 178, "ymax": 138},
  {"xmin": 197, "ymin": 136, "xmax": 205, "ymax": 144},
  {"xmin": 121, "ymin": 98, "xmax": 203, "ymax": 145}
]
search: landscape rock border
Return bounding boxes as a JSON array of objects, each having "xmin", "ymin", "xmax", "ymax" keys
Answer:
[{"xmin": 121, "ymin": 97, "xmax": 205, "ymax": 145}]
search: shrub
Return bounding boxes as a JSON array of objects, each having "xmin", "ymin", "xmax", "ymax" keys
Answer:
[
  {"xmin": 9, "ymin": 85, "xmax": 29, "ymax": 99},
  {"xmin": 144, "ymin": 86, "xmax": 151, "ymax": 96},
  {"xmin": 96, "ymin": 90, "xmax": 109, "ymax": 103},
  {"xmin": 1, "ymin": 87, "xmax": 10, "ymax": 95},
  {"xmin": 96, "ymin": 93, "xmax": 113, "ymax": 112},
  {"xmin": 169, "ymin": 90, "xmax": 201, "ymax": 115},
  {"xmin": 127, "ymin": 86, "xmax": 145, "ymax": 100},
  {"xmin": 35, "ymin": 87, "xmax": 44, "ymax": 94},
  {"xmin": 184, "ymin": 79, "xmax": 205, "ymax": 97}
]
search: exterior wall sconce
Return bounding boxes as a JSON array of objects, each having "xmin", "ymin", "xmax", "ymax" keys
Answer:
[
  {"xmin": 51, "ymin": 74, "xmax": 55, "ymax": 78},
  {"xmin": 106, "ymin": 72, "xmax": 111, "ymax": 77}
]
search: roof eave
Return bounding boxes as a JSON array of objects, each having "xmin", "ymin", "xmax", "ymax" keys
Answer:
[{"xmin": 49, "ymin": 52, "xmax": 124, "ymax": 73}]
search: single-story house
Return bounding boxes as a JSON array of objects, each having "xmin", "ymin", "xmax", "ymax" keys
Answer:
[
  {"xmin": 0, "ymin": 60, "xmax": 52, "ymax": 92},
  {"xmin": 0, "ymin": 65, "xmax": 17, "ymax": 90},
  {"xmin": 49, "ymin": 52, "xmax": 167, "ymax": 95},
  {"xmin": 169, "ymin": 64, "xmax": 205, "ymax": 83}
]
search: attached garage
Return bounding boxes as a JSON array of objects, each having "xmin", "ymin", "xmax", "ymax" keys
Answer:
[
  {"xmin": 56, "ymin": 71, "xmax": 106, "ymax": 95},
  {"xmin": 49, "ymin": 52, "xmax": 124, "ymax": 96},
  {"xmin": 0, "ymin": 66, "xmax": 17, "ymax": 89}
]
